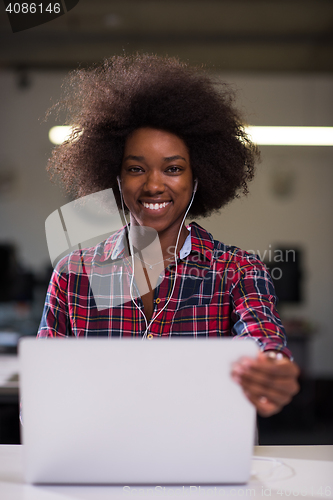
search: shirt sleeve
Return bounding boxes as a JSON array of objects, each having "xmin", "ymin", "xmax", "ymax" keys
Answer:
[
  {"xmin": 37, "ymin": 258, "xmax": 71, "ymax": 338},
  {"xmin": 230, "ymin": 256, "xmax": 292, "ymax": 359}
]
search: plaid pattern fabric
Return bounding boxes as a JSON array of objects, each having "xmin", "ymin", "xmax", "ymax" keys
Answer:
[{"xmin": 38, "ymin": 222, "xmax": 291, "ymax": 358}]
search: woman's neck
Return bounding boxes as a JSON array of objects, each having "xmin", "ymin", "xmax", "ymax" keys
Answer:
[
  {"xmin": 128, "ymin": 220, "xmax": 189, "ymax": 263},
  {"xmin": 158, "ymin": 224, "xmax": 189, "ymax": 260}
]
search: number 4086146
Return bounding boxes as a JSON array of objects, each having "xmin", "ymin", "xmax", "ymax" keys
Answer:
[{"xmin": 5, "ymin": 3, "xmax": 61, "ymax": 14}]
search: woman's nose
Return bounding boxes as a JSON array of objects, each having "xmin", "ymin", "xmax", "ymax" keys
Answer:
[{"xmin": 143, "ymin": 171, "xmax": 165, "ymax": 194}]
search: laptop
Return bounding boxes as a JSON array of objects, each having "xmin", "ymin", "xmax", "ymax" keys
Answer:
[{"xmin": 19, "ymin": 337, "xmax": 258, "ymax": 484}]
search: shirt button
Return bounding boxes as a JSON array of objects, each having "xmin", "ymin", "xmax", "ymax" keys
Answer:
[
  {"xmin": 147, "ymin": 333, "xmax": 153, "ymax": 339},
  {"xmin": 155, "ymin": 298, "xmax": 161, "ymax": 304}
]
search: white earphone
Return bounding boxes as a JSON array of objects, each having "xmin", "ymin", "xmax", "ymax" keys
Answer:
[{"xmin": 115, "ymin": 173, "xmax": 198, "ymax": 339}]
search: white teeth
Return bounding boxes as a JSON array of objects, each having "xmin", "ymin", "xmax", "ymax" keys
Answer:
[{"xmin": 142, "ymin": 201, "xmax": 170, "ymax": 210}]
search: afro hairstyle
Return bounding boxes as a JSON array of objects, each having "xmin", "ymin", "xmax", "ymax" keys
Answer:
[{"xmin": 47, "ymin": 53, "xmax": 259, "ymax": 217}]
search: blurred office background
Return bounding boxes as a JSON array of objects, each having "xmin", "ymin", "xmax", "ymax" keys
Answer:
[{"xmin": 0, "ymin": 0, "xmax": 332, "ymax": 444}]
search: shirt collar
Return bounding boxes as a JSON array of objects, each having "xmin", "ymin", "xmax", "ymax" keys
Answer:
[
  {"xmin": 100, "ymin": 227, "xmax": 128, "ymax": 262},
  {"xmin": 179, "ymin": 227, "xmax": 192, "ymax": 259},
  {"xmin": 187, "ymin": 222, "xmax": 214, "ymax": 262},
  {"xmin": 101, "ymin": 221, "xmax": 214, "ymax": 263}
]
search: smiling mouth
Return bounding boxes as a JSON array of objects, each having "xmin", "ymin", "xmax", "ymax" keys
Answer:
[{"xmin": 141, "ymin": 201, "xmax": 171, "ymax": 210}]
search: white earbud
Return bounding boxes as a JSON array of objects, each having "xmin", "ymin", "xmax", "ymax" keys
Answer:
[
  {"xmin": 193, "ymin": 179, "xmax": 198, "ymax": 194},
  {"xmin": 116, "ymin": 176, "xmax": 122, "ymax": 193}
]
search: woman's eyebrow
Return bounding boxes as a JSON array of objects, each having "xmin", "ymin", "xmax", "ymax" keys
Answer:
[
  {"xmin": 123, "ymin": 155, "xmax": 145, "ymax": 162},
  {"xmin": 123, "ymin": 154, "xmax": 187, "ymax": 162},
  {"xmin": 163, "ymin": 155, "xmax": 187, "ymax": 162}
]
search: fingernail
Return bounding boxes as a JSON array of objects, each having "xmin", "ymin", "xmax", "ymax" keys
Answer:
[
  {"xmin": 266, "ymin": 352, "xmax": 283, "ymax": 361},
  {"xmin": 240, "ymin": 359, "xmax": 252, "ymax": 369},
  {"xmin": 232, "ymin": 364, "xmax": 243, "ymax": 375}
]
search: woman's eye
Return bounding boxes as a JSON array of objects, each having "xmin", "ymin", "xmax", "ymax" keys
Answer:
[
  {"xmin": 128, "ymin": 166, "xmax": 143, "ymax": 173},
  {"xmin": 166, "ymin": 166, "xmax": 181, "ymax": 173}
]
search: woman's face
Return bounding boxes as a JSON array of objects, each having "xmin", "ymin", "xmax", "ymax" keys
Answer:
[{"xmin": 120, "ymin": 127, "xmax": 193, "ymax": 235}]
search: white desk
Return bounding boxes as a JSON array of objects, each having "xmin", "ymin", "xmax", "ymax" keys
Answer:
[{"xmin": 0, "ymin": 445, "xmax": 332, "ymax": 500}]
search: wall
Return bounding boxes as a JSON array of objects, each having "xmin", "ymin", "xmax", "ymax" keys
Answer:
[
  {"xmin": 0, "ymin": 70, "xmax": 332, "ymax": 376},
  {"xmin": 0, "ymin": 71, "xmax": 68, "ymax": 271}
]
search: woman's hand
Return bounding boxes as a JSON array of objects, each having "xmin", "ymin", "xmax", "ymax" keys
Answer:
[{"xmin": 231, "ymin": 351, "xmax": 300, "ymax": 417}]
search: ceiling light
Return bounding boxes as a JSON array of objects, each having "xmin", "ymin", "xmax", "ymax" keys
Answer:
[
  {"xmin": 49, "ymin": 126, "xmax": 333, "ymax": 147},
  {"xmin": 48, "ymin": 126, "xmax": 72, "ymax": 145},
  {"xmin": 246, "ymin": 126, "xmax": 333, "ymax": 146}
]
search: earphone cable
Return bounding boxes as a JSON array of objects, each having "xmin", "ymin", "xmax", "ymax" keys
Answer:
[{"xmin": 117, "ymin": 177, "xmax": 197, "ymax": 339}]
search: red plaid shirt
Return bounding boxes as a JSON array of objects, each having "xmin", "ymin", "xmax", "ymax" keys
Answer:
[{"xmin": 38, "ymin": 222, "xmax": 291, "ymax": 358}]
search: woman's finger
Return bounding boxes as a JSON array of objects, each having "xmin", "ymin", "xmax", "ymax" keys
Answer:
[
  {"xmin": 232, "ymin": 363, "xmax": 300, "ymax": 397},
  {"xmin": 238, "ymin": 376, "xmax": 295, "ymax": 407},
  {"xmin": 235, "ymin": 354, "xmax": 300, "ymax": 379},
  {"xmin": 243, "ymin": 390, "xmax": 283, "ymax": 417}
]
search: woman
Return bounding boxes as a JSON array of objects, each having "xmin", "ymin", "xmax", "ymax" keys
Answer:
[{"xmin": 39, "ymin": 54, "xmax": 299, "ymax": 417}]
